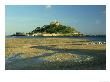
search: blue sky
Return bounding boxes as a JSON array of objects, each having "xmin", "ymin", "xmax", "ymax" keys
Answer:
[{"xmin": 5, "ymin": 5, "xmax": 106, "ymax": 35}]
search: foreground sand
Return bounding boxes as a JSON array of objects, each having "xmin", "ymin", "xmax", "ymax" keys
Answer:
[{"xmin": 5, "ymin": 38, "xmax": 106, "ymax": 70}]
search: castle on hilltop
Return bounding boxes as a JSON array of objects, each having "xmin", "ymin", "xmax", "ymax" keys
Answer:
[
  {"xmin": 12, "ymin": 20, "xmax": 83, "ymax": 36},
  {"xmin": 50, "ymin": 20, "xmax": 60, "ymax": 27}
]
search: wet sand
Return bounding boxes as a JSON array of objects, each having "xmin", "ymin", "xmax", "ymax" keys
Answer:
[{"xmin": 5, "ymin": 38, "xmax": 106, "ymax": 70}]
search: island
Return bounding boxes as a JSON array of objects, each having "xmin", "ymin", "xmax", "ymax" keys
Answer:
[{"xmin": 11, "ymin": 21, "xmax": 83, "ymax": 36}]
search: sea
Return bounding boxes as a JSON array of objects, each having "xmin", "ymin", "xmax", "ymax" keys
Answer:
[{"xmin": 6, "ymin": 36, "xmax": 106, "ymax": 42}]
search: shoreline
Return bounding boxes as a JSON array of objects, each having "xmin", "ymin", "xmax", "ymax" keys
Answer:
[{"xmin": 5, "ymin": 37, "xmax": 106, "ymax": 70}]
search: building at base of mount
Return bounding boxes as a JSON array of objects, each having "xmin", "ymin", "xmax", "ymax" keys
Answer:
[{"xmin": 31, "ymin": 33, "xmax": 81, "ymax": 36}]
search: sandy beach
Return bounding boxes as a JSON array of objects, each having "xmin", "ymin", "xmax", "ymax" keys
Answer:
[{"xmin": 5, "ymin": 37, "xmax": 106, "ymax": 70}]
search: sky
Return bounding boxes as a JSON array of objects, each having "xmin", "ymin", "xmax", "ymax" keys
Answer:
[{"xmin": 5, "ymin": 5, "xmax": 106, "ymax": 35}]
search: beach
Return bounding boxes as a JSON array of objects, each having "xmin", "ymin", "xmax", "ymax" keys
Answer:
[{"xmin": 5, "ymin": 37, "xmax": 106, "ymax": 70}]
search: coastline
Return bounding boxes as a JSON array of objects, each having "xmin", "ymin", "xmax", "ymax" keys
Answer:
[{"xmin": 5, "ymin": 37, "xmax": 106, "ymax": 70}]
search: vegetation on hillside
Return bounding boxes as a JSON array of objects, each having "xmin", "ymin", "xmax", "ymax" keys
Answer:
[
  {"xmin": 31, "ymin": 23, "xmax": 77, "ymax": 34},
  {"xmin": 11, "ymin": 21, "xmax": 83, "ymax": 36}
]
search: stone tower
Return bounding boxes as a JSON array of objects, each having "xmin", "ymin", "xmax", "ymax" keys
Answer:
[{"xmin": 50, "ymin": 20, "xmax": 60, "ymax": 27}]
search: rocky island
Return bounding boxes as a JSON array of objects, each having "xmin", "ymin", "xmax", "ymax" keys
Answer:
[{"xmin": 11, "ymin": 21, "xmax": 83, "ymax": 36}]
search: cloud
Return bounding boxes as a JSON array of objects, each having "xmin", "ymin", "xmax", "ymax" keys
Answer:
[{"xmin": 45, "ymin": 5, "xmax": 52, "ymax": 8}]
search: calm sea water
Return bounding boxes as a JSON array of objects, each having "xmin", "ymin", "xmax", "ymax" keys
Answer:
[{"xmin": 6, "ymin": 36, "xmax": 106, "ymax": 42}]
